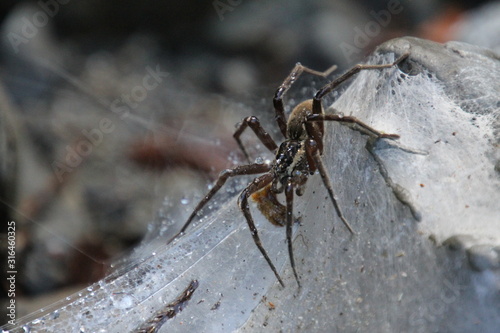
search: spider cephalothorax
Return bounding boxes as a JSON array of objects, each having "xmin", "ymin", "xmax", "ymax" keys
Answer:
[
  {"xmin": 271, "ymin": 100, "xmax": 325, "ymax": 193},
  {"xmin": 273, "ymin": 140, "xmax": 308, "ymax": 188},
  {"xmin": 173, "ymin": 53, "xmax": 409, "ymax": 288}
]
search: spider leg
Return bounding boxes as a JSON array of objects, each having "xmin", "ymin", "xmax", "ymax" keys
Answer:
[
  {"xmin": 312, "ymin": 53, "xmax": 409, "ymax": 115},
  {"xmin": 285, "ymin": 179, "xmax": 301, "ymax": 288},
  {"xmin": 274, "ymin": 63, "xmax": 338, "ymax": 137},
  {"xmin": 307, "ymin": 113, "xmax": 400, "ymax": 139},
  {"xmin": 175, "ymin": 163, "xmax": 272, "ymax": 238},
  {"xmin": 233, "ymin": 116, "xmax": 278, "ymax": 162},
  {"xmin": 239, "ymin": 173, "xmax": 285, "ymax": 287},
  {"xmin": 305, "ymin": 139, "xmax": 355, "ymax": 234}
]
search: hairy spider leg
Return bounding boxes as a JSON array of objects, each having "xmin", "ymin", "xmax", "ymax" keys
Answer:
[
  {"xmin": 239, "ymin": 173, "xmax": 285, "ymax": 287},
  {"xmin": 233, "ymin": 116, "xmax": 278, "ymax": 162},
  {"xmin": 273, "ymin": 63, "xmax": 338, "ymax": 138},
  {"xmin": 307, "ymin": 114, "xmax": 400, "ymax": 140},
  {"xmin": 285, "ymin": 179, "xmax": 301, "ymax": 288},
  {"xmin": 305, "ymin": 139, "xmax": 355, "ymax": 234},
  {"xmin": 312, "ymin": 53, "xmax": 410, "ymax": 116},
  {"xmin": 176, "ymin": 163, "xmax": 272, "ymax": 238}
]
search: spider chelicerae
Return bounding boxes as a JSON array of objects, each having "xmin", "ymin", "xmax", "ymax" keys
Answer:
[{"xmin": 175, "ymin": 52, "xmax": 409, "ymax": 288}]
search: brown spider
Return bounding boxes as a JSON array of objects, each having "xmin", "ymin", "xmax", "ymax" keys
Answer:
[{"xmin": 175, "ymin": 53, "xmax": 409, "ymax": 288}]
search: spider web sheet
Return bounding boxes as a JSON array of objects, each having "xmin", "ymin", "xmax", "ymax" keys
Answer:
[
  {"xmin": 3, "ymin": 37, "xmax": 499, "ymax": 333},
  {"xmin": 239, "ymin": 38, "xmax": 500, "ymax": 332},
  {"xmin": 336, "ymin": 51, "xmax": 499, "ymax": 245}
]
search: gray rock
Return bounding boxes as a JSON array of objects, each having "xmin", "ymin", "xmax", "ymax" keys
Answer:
[
  {"xmin": 3, "ymin": 37, "xmax": 499, "ymax": 333},
  {"xmin": 467, "ymin": 244, "xmax": 499, "ymax": 272}
]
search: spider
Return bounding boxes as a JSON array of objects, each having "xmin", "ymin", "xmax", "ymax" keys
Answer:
[{"xmin": 175, "ymin": 53, "xmax": 409, "ymax": 288}]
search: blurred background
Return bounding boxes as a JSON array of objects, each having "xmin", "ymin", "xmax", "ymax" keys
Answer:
[{"xmin": 0, "ymin": 0, "xmax": 498, "ymax": 322}]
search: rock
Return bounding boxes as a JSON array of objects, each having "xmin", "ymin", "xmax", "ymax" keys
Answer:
[{"xmin": 4, "ymin": 37, "xmax": 499, "ymax": 333}]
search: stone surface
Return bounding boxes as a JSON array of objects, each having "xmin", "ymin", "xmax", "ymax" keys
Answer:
[{"xmin": 2, "ymin": 37, "xmax": 499, "ymax": 333}]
